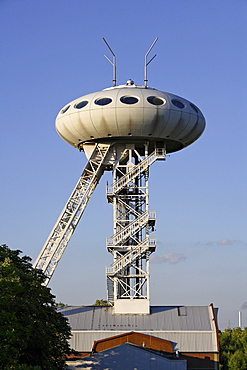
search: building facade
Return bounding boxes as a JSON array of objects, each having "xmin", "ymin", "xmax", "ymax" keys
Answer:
[{"xmin": 60, "ymin": 303, "xmax": 219, "ymax": 369}]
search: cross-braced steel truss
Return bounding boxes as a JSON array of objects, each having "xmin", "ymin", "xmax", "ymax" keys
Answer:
[
  {"xmin": 33, "ymin": 143, "xmax": 111, "ymax": 285},
  {"xmin": 33, "ymin": 140, "xmax": 165, "ymax": 314},
  {"xmin": 106, "ymin": 144, "xmax": 166, "ymax": 310}
]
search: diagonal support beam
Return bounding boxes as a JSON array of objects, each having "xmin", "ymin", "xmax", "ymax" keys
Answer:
[
  {"xmin": 33, "ymin": 143, "xmax": 111, "ymax": 285},
  {"xmin": 107, "ymin": 148, "xmax": 165, "ymax": 199}
]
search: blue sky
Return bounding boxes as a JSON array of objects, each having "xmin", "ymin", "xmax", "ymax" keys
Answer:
[{"xmin": 1, "ymin": 0, "xmax": 246, "ymax": 329}]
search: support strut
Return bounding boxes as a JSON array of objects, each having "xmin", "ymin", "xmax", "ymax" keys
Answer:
[
  {"xmin": 33, "ymin": 143, "xmax": 111, "ymax": 285},
  {"xmin": 106, "ymin": 145, "xmax": 165, "ymax": 313}
]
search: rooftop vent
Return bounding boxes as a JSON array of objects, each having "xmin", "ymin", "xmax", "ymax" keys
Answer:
[{"xmin": 126, "ymin": 79, "xmax": 134, "ymax": 86}]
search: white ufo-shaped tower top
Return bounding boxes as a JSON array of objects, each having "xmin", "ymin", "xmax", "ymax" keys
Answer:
[{"xmin": 56, "ymin": 80, "xmax": 205, "ymax": 153}]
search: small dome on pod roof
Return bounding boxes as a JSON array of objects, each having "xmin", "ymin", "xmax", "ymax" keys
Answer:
[{"xmin": 55, "ymin": 83, "xmax": 206, "ymax": 154}]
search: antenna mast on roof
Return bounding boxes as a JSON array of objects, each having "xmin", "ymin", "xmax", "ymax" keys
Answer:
[
  {"xmin": 103, "ymin": 38, "xmax": 116, "ymax": 87},
  {"xmin": 144, "ymin": 37, "xmax": 158, "ymax": 88}
]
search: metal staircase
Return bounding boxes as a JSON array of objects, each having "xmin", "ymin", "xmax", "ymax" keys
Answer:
[
  {"xmin": 33, "ymin": 143, "xmax": 111, "ymax": 285},
  {"xmin": 106, "ymin": 145, "xmax": 166, "ymax": 308},
  {"xmin": 107, "ymin": 148, "xmax": 165, "ymax": 200},
  {"xmin": 106, "ymin": 237, "xmax": 156, "ymax": 275},
  {"xmin": 106, "ymin": 210, "xmax": 156, "ymax": 247}
]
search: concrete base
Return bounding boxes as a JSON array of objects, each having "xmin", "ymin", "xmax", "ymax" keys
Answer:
[{"xmin": 114, "ymin": 299, "xmax": 150, "ymax": 314}]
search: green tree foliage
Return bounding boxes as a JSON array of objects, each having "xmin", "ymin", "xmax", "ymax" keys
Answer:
[
  {"xmin": 93, "ymin": 299, "xmax": 109, "ymax": 306},
  {"xmin": 219, "ymin": 327, "xmax": 247, "ymax": 370},
  {"xmin": 0, "ymin": 245, "xmax": 71, "ymax": 370}
]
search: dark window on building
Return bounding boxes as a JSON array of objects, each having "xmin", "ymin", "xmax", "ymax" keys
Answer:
[
  {"xmin": 75, "ymin": 101, "xmax": 88, "ymax": 109},
  {"xmin": 95, "ymin": 98, "xmax": 112, "ymax": 106},
  {"xmin": 147, "ymin": 96, "xmax": 165, "ymax": 106},
  {"xmin": 172, "ymin": 99, "xmax": 185, "ymax": 109},
  {"xmin": 61, "ymin": 105, "xmax": 70, "ymax": 114},
  {"xmin": 190, "ymin": 103, "xmax": 199, "ymax": 113},
  {"xmin": 120, "ymin": 96, "xmax": 139, "ymax": 104}
]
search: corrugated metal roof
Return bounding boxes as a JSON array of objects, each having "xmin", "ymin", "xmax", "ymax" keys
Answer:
[
  {"xmin": 58, "ymin": 305, "xmax": 218, "ymax": 352},
  {"xmin": 58, "ymin": 305, "xmax": 213, "ymax": 331},
  {"xmin": 66, "ymin": 343, "xmax": 187, "ymax": 370},
  {"xmin": 69, "ymin": 330, "xmax": 217, "ymax": 352}
]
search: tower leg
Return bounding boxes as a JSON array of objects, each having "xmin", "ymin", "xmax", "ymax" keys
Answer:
[{"xmin": 106, "ymin": 143, "xmax": 165, "ymax": 314}]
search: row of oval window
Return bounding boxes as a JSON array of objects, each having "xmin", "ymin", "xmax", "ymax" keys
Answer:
[{"xmin": 62, "ymin": 96, "xmax": 198, "ymax": 114}]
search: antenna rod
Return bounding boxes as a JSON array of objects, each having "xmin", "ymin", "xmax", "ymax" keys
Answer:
[
  {"xmin": 103, "ymin": 38, "xmax": 116, "ymax": 86},
  {"xmin": 144, "ymin": 37, "xmax": 158, "ymax": 87}
]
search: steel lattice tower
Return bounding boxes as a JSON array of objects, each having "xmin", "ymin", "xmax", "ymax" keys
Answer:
[
  {"xmin": 34, "ymin": 40, "xmax": 205, "ymax": 314},
  {"xmin": 106, "ymin": 144, "xmax": 165, "ymax": 313}
]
